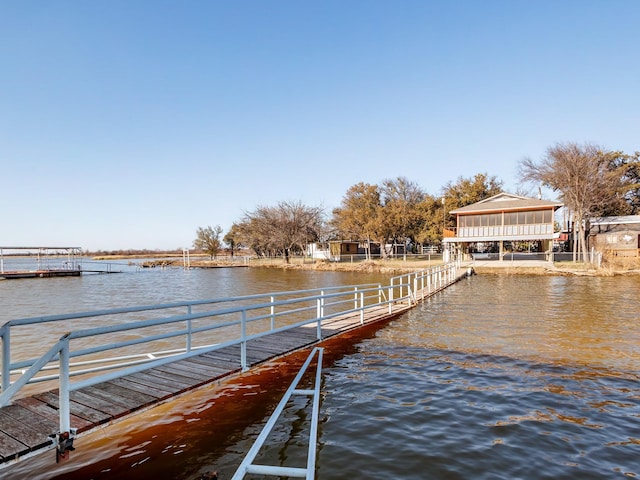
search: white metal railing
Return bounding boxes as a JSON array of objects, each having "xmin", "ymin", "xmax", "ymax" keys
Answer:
[
  {"xmin": 232, "ymin": 347, "xmax": 323, "ymax": 480},
  {"xmin": 0, "ymin": 283, "xmax": 384, "ymax": 394},
  {"xmin": 0, "ymin": 263, "xmax": 462, "ymax": 438}
]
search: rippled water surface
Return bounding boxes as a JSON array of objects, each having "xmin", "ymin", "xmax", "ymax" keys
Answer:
[
  {"xmin": 315, "ymin": 275, "xmax": 640, "ymax": 480},
  {"xmin": 2, "ymin": 269, "xmax": 639, "ymax": 479}
]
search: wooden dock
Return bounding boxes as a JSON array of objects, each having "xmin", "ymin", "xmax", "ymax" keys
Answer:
[
  {"xmin": 0, "ymin": 264, "xmax": 469, "ymax": 468},
  {"xmin": 0, "ymin": 270, "xmax": 82, "ymax": 280},
  {"xmin": 0, "ymin": 268, "xmax": 122, "ymax": 280},
  {"xmin": 0, "ymin": 246, "xmax": 83, "ymax": 280},
  {"xmin": 0, "ymin": 302, "xmax": 412, "ymax": 466}
]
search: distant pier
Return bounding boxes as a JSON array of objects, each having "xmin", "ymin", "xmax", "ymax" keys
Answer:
[
  {"xmin": 0, "ymin": 269, "xmax": 81, "ymax": 280},
  {"xmin": 0, "ymin": 246, "xmax": 120, "ymax": 280}
]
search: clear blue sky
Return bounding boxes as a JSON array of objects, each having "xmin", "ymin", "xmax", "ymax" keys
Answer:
[{"xmin": 1, "ymin": 1, "xmax": 638, "ymax": 251}]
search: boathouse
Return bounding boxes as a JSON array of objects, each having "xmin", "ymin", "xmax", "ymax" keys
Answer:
[
  {"xmin": 443, "ymin": 193, "xmax": 563, "ymax": 262},
  {"xmin": 588, "ymin": 215, "xmax": 640, "ymax": 258}
]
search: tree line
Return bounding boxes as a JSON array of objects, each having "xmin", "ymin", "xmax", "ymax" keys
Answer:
[{"xmin": 194, "ymin": 142, "xmax": 639, "ymax": 262}]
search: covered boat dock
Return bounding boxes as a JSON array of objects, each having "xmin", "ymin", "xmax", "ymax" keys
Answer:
[{"xmin": 0, "ymin": 247, "xmax": 82, "ymax": 280}]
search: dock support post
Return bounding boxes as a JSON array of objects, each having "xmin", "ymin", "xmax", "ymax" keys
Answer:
[
  {"xmin": 316, "ymin": 315, "xmax": 322, "ymax": 340},
  {"xmin": 315, "ymin": 292, "xmax": 324, "ymax": 340},
  {"xmin": 186, "ymin": 305, "xmax": 192, "ymax": 353},
  {"xmin": 270, "ymin": 296, "xmax": 275, "ymax": 330},
  {"xmin": 59, "ymin": 336, "xmax": 71, "ymax": 433},
  {"xmin": 241, "ymin": 310, "xmax": 247, "ymax": 371},
  {"xmin": 182, "ymin": 248, "xmax": 190, "ymax": 270},
  {"xmin": 1, "ymin": 327, "xmax": 9, "ymax": 393}
]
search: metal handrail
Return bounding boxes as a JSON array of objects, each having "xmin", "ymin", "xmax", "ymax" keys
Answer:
[
  {"xmin": 1, "ymin": 266, "xmax": 461, "ymax": 389},
  {"xmin": 0, "ymin": 282, "xmax": 384, "ymax": 329},
  {"xmin": 0, "ymin": 284, "xmax": 383, "ymax": 385},
  {"xmin": 0, "ymin": 263, "xmax": 462, "ymax": 437},
  {"xmin": 0, "ymin": 285, "xmax": 406, "ymax": 399},
  {"xmin": 1, "ymin": 266, "xmax": 459, "ymax": 390},
  {"xmin": 1, "ymin": 285, "xmax": 388, "ymax": 381},
  {"xmin": 231, "ymin": 347, "xmax": 324, "ymax": 480}
]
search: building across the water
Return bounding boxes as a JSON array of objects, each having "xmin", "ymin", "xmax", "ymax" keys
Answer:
[
  {"xmin": 443, "ymin": 193, "xmax": 564, "ymax": 262},
  {"xmin": 588, "ymin": 215, "xmax": 640, "ymax": 258},
  {"xmin": 307, "ymin": 241, "xmax": 360, "ymax": 261}
]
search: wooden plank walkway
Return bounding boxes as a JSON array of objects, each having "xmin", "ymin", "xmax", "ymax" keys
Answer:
[{"xmin": 0, "ymin": 276, "xmax": 462, "ymax": 466}]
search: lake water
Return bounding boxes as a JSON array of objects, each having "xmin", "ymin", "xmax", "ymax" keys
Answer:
[{"xmin": 1, "ymin": 262, "xmax": 639, "ymax": 479}]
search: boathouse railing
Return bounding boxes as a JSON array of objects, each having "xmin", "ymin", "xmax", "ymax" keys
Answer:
[{"xmin": 0, "ymin": 262, "xmax": 461, "ymax": 435}]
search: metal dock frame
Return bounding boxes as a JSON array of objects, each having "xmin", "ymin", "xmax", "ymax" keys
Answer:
[{"xmin": 232, "ymin": 346, "xmax": 324, "ymax": 479}]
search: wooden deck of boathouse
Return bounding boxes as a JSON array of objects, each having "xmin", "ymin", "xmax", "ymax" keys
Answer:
[{"xmin": 0, "ymin": 270, "xmax": 467, "ymax": 466}]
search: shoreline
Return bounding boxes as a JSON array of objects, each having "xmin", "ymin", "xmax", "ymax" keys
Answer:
[{"xmin": 92, "ymin": 255, "xmax": 640, "ymax": 276}]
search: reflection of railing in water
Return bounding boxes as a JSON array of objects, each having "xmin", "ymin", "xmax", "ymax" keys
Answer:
[{"xmin": 0, "ymin": 261, "xmax": 464, "ymax": 461}]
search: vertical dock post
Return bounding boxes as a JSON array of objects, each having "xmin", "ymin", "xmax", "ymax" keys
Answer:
[
  {"xmin": 186, "ymin": 305, "xmax": 192, "ymax": 353},
  {"xmin": 1, "ymin": 326, "xmax": 9, "ymax": 393},
  {"xmin": 240, "ymin": 310, "xmax": 247, "ymax": 371},
  {"xmin": 316, "ymin": 292, "xmax": 324, "ymax": 340},
  {"xmin": 270, "ymin": 296, "xmax": 275, "ymax": 330},
  {"xmin": 58, "ymin": 336, "xmax": 71, "ymax": 433}
]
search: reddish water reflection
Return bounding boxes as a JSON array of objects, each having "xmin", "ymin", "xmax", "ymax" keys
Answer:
[{"xmin": 2, "ymin": 317, "xmax": 384, "ymax": 480}]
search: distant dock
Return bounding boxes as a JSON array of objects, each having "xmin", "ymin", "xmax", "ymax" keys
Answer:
[
  {"xmin": 0, "ymin": 269, "xmax": 82, "ymax": 280},
  {"xmin": 0, "ymin": 246, "xmax": 120, "ymax": 280}
]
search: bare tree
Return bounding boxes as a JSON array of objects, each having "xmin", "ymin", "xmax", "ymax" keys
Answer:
[
  {"xmin": 239, "ymin": 201, "xmax": 324, "ymax": 263},
  {"xmin": 519, "ymin": 142, "xmax": 627, "ymax": 262}
]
